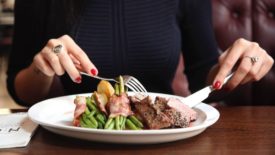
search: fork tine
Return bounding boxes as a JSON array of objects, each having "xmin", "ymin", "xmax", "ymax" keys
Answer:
[
  {"xmin": 127, "ymin": 80, "xmax": 144, "ymax": 92},
  {"xmin": 124, "ymin": 83, "xmax": 138, "ymax": 93},
  {"xmin": 130, "ymin": 78, "xmax": 147, "ymax": 93},
  {"xmin": 129, "ymin": 78, "xmax": 147, "ymax": 93}
]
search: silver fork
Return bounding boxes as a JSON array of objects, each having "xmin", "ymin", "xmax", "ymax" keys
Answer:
[{"xmin": 80, "ymin": 72, "xmax": 147, "ymax": 93}]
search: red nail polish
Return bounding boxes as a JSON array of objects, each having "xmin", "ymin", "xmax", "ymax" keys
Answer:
[
  {"xmin": 75, "ymin": 76, "xmax": 82, "ymax": 83},
  {"xmin": 213, "ymin": 81, "xmax": 221, "ymax": 89},
  {"xmin": 91, "ymin": 69, "xmax": 97, "ymax": 76}
]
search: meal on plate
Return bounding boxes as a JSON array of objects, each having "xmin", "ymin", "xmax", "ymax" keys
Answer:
[{"xmin": 72, "ymin": 76, "xmax": 197, "ymax": 130}]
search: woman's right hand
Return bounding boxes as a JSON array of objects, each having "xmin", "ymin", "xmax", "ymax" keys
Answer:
[{"xmin": 32, "ymin": 35, "xmax": 98, "ymax": 83}]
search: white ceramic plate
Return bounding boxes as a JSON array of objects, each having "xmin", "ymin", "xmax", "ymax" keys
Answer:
[{"xmin": 28, "ymin": 92, "xmax": 219, "ymax": 144}]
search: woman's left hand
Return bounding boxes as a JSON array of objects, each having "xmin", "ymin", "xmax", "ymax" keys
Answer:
[{"xmin": 213, "ymin": 38, "xmax": 274, "ymax": 90}]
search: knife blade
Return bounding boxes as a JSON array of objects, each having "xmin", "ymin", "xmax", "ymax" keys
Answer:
[{"xmin": 182, "ymin": 73, "xmax": 233, "ymax": 108}]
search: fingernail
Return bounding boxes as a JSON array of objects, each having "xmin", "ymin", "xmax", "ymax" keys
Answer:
[
  {"xmin": 75, "ymin": 76, "xmax": 82, "ymax": 83},
  {"xmin": 213, "ymin": 81, "xmax": 221, "ymax": 89},
  {"xmin": 90, "ymin": 69, "xmax": 97, "ymax": 76}
]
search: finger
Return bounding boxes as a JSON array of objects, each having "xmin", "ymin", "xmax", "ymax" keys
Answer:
[
  {"xmin": 75, "ymin": 64, "xmax": 83, "ymax": 71},
  {"xmin": 214, "ymin": 39, "xmax": 249, "ymax": 89},
  {"xmin": 33, "ymin": 53, "xmax": 55, "ymax": 76},
  {"xmin": 59, "ymin": 35, "xmax": 98, "ymax": 76},
  {"xmin": 240, "ymin": 76, "xmax": 253, "ymax": 85},
  {"xmin": 240, "ymin": 51, "xmax": 265, "ymax": 84},
  {"xmin": 42, "ymin": 46, "xmax": 65, "ymax": 76},
  {"xmin": 69, "ymin": 53, "xmax": 86, "ymax": 72},
  {"xmin": 218, "ymin": 47, "xmax": 230, "ymax": 63},
  {"xmin": 57, "ymin": 46, "xmax": 82, "ymax": 83},
  {"xmin": 69, "ymin": 53, "xmax": 81, "ymax": 65},
  {"xmin": 227, "ymin": 55, "xmax": 253, "ymax": 89}
]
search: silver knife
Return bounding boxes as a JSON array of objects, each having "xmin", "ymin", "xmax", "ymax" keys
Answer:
[{"xmin": 182, "ymin": 73, "xmax": 233, "ymax": 108}]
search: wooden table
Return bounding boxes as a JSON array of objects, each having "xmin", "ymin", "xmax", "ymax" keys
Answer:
[{"xmin": 1, "ymin": 106, "xmax": 275, "ymax": 155}]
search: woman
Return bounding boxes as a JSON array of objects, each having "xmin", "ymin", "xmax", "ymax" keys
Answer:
[{"xmin": 7, "ymin": 0, "xmax": 273, "ymax": 106}]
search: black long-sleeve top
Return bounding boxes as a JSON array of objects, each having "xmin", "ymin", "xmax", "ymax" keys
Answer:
[{"xmin": 7, "ymin": 0, "xmax": 219, "ymax": 106}]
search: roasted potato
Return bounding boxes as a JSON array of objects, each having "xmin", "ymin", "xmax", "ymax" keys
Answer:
[{"xmin": 97, "ymin": 80, "xmax": 115, "ymax": 98}]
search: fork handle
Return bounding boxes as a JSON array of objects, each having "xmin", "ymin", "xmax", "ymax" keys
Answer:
[{"xmin": 80, "ymin": 72, "xmax": 117, "ymax": 82}]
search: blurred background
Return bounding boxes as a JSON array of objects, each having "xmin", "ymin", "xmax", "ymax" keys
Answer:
[
  {"xmin": 0, "ymin": 0, "xmax": 275, "ymax": 108},
  {"xmin": 0, "ymin": 0, "xmax": 22, "ymax": 108}
]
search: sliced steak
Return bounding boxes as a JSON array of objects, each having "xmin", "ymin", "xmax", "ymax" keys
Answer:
[
  {"xmin": 154, "ymin": 97, "xmax": 191, "ymax": 128},
  {"xmin": 167, "ymin": 98, "xmax": 197, "ymax": 122},
  {"xmin": 130, "ymin": 95, "xmax": 197, "ymax": 129},
  {"xmin": 132, "ymin": 96, "xmax": 172, "ymax": 129},
  {"xmin": 163, "ymin": 109, "xmax": 189, "ymax": 128}
]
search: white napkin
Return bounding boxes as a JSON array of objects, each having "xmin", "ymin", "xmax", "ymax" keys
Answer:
[{"xmin": 0, "ymin": 112, "xmax": 38, "ymax": 148}]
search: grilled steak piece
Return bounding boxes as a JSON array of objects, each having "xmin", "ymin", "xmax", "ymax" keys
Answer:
[
  {"xmin": 153, "ymin": 96, "xmax": 168, "ymax": 113},
  {"xmin": 132, "ymin": 96, "xmax": 172, "ymax": 129}
]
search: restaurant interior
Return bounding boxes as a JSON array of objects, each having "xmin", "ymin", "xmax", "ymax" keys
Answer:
[
  {"xmin": 0, "ymin": 0, "xmax": 21, "ymax": 108},
  {"xmin": 1, "ymin": 0, "xmax": 275, "ymax": 108},
  {"xmin": 0, "ymin": 0, "xmax": 275, "ymax": 154}
]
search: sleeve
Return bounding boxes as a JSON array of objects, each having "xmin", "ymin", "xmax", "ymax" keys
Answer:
[
  {"xmin": 179, "ymin": 0, "xmax": 220, "ymax": 92},
  {"xmin": 6, "ymin": 0, "xmax": 49, "ymax": 105}
]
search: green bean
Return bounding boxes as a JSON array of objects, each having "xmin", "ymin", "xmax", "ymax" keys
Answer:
[
  {"xmin": 101, "ymin": 113, "xmax": 107, "ymax": 121},
  {"xmin": 80, "ymin": 121, "xmax": 89, "ymax": 128},
  {"xmin": 115, "ymin": 116, "xmax": 120, "ymax": 130},
  {"xmin": 80, "ymin": 117, "xmax": 89, "ymax": 128},
  {"xmin": 86, "ymin": 97, "xmax": 96, "ymax": 112},
  {"xmin": 87, "ymin": 114, "xmax": 98, "ymax": 128},
  {"xmin": 115, "ymin": 115, "xmax": 126, "ymax": 130},
  {"xmin": 97, "ymin": 122, "xmax": 103, "ymax": 129},
  {"xmin": 126, "ymin": 119, "xmax": 140, "ymax": 130},
  {"xmin": 96, "ymin": 114, "xmax": 106, "ymax": 125},
  {"xmin": 86, "ymin": 97, "xmax": 92, "ymax": 104},
  {"xmin": 107, "ymin": 121, "xmax": 115, "ymax": 130},
  {"xmin": 86, "ymin": 99, "xmax": 98, "ymax": 113},
  {"xmin": 115, "ymin": 83, "xmax": 119, "ymax": 96},
  {"xmin": 84, "ymin": 107, "xmax": 90, "ymax": 115},
  {"xmin": 129, "ymin": 115, "xmax": 144, "ymax": 128},
  {"xmin": 119, "ymin": 115, "xmax": 123, "ymax": 125},
  {"xmin": 121, "ymin": 116, "xmax": 126, "ymax": 130},
  {"xmin": 124, "ymin": 86, "xmax": 128, "ymax": 93},
  {"xmin": 82, "ymin": 115, "xmax": 97, "ymax": 128},
  {"xmin": 104, "ymin": 117, "xmax": 114, "ymax": 129},
  {"xmin": 89, "ymin": 109, "xmax": 97, "ymax": 116},
  {"xmin": 99, "ymin": 113, "xmax": 107, "ymax": 123},
  {"xmin": 119, "ymin": 116, "xmax": 124, "ymax": 126},
  {"xmin": 119, "ymin": 76, "xmax": 124, "ymax": 93}
]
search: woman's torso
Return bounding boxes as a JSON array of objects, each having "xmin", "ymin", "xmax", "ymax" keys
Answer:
[{"xmin": 62, "ymin": 0, "xmax": 182, "ymax": 94}]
